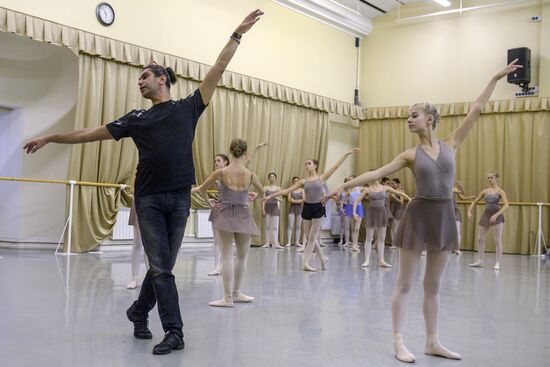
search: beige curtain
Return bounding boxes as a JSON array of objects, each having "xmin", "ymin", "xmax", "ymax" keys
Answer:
[
  {"xmin": 358, "ymin": 103, "xmax": 550, "ymax": 255},
  {"xmin": 68, "ymin": 54, "xmax": 328, "ymax": 252}
]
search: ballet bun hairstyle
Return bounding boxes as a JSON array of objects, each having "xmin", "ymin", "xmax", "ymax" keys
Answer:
[
  {"xmin": 268, "ymin": 172, "xmax": 277, "ymax": 179},
  {"xmin": 307, "ymin": 159, "xmax": 319, "ymax": 169},
  {"xmin": 292, "ymin": 176, "xmax": 300, "ymax": 182},
  {"xmin": 143, "ymin": 63, "xmax": 178, "ymax": 89},
  {"xmin": 229, "ymin": 138, "xmax": 247, "ymax": 158},
  {"xmin": 215, "ymin": 153, "xmax": 230, "ymax": 166},
  {"xmin": 489, "ymin": 171, "xmax": 500, "ymax": 180},
  {"xmin": 413, "ymin": 102, "xmax": 440, "ymax": 129}
]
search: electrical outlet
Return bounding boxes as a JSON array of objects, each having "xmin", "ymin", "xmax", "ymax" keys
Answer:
[
  {"xmin": 515, "ymin": 86, "xmax": 539, "ymax": 98},
  {"xmin": 530, "ymin": 15, "xmax": 541, "ymax": 22}
]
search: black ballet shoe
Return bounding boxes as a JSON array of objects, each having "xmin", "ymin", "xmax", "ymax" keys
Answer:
[{"xmin": 152, "ymin": 332, "xmax": 185, "ymax": 355}]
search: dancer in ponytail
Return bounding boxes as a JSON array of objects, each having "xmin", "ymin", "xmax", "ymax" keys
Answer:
[
  {"xmin": 328, "ymin": 61, "xmax": 520, "ymax": 362},
  {"xmin": 467, "ymin": 172, "xmax": 509, "ymax": 269}
]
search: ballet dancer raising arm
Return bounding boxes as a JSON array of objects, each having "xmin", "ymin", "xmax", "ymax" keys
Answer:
[
  {"xmin": 24, "ymin": 9, "xmax": 264, "ymax": 356},
  {"xmin": 326, "ymin": 60, "xmax": 521, "ymax": 363},
  {"xmin": 265, "ymin": 148, "xmax": 359, "ymax": 271}
]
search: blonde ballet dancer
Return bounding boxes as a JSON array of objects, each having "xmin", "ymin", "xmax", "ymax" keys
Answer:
[{"xmin": 329, "ymin": 61, "xmax": 521, "ymax": 362}]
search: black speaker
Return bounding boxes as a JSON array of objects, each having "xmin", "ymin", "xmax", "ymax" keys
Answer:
[{"xmin": 507, "ymin": 47, "xmax": 531, "ymax": 85}]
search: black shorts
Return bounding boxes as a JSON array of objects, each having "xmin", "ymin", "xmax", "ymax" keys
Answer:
[{"xmin": 301, "ymin": 202, "xmax": 326, "ymax": 220}]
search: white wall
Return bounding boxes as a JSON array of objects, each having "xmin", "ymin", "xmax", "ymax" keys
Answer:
[
  {"xmin": 0, "ymin": 0, "xmax": 357, "ymax": 103},
  {"xmin": 360, "ymin": 1, "xmax": 549, "ymax": 107},
  {"xmin": 0, "ymin": 32, "xmax": 77, "ymax": 243}
]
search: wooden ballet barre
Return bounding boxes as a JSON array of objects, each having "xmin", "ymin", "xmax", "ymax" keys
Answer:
[
  {"xmin": 0, "ymin": 176, "xmax": 129, "ymax": 189},
  {"xmin": 456, "ymin": 200, "xmax": 550, "ymax": 207}
]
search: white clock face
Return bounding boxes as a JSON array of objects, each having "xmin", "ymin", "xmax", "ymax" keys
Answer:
[{"xmin": 97, "ymin": 3, "xmax": 115, "ymax": 25}]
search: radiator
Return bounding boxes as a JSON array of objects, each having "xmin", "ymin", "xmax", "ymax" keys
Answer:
[
  {"xmin": 196, "ymin": 209, "xmax": 213, "ymax": 238},
  {"xmin": 112, "ymin": 207, "xmax": 134, "ymax": 240}
]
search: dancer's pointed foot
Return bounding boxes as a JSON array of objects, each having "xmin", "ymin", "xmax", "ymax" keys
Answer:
[
  {"xmin": 361, "ymin": 261, "xmax": 369, "ymax": 268},
  {"xmin": 379, "ymin": 261, "xmax": 392, "ymax": 268},
  {"xmin": 273, "ymin": 244, "xmax": 284, "ymax": 249},
  {"xmin": 126, "ymin": 279, "xmax": 138, "ymax": 289},
  {"xmin": 261, "ymin": 243, "xmax": 270, "ymax": 248}
]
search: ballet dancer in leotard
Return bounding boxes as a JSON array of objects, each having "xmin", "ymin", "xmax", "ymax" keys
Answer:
[
  {"xmin": 329, "ymin": 61, "xmax": 520, "ymax": 362},
  {"xmin": 389, "ymin": 178, "xmax": 408, "ymax": 249},
  {"xmin": 286, "ymin": 176, "xmax": 305, "ymax": 247},
  {"xmin": 468, "ymin": 171, "xmax": 509, "ymax": 269},
  {"xmin": 337, "ymin": 178, "xmax": 351, "ymax": 246},
  {"xmin": 193, "ymin": 138, "xmax": 264, "ymax": 307},
  {"xmin": 265, "ymin": 148, "xmax": 359, "ymax": 271},
  {"xmin": 207, "ymin": 143, "xmax": 269, "ymax": 276},
  {"xmin": 452, "ymin": 180, "xmax": 474, "ymax": 255},
  {"xmin": 262, "ymin": 172, "xmax": 283, "ymax": 249},
  {"xmin": 206, "ymin": 153, "xmax": 230, "ymax": 276},
  {"xmin": 354, "ymin": 174, "xmax": 410, "ymax": 267},
  {"xmin": 344, "ymin": 179, "xmax": 364, "ymax": 252}
]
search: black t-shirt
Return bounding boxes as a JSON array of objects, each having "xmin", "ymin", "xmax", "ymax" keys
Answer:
[{"xmin": 106, "ymin": 89, "xmax": 207, "ymax": 197}]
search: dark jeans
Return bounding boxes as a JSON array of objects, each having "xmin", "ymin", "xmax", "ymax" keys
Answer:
[{"xmin": 133, "ymin": 188, "xmax": 190, "ymax": 337}]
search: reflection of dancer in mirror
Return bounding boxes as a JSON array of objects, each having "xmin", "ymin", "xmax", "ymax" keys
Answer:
[
  {"xmin": 265, "ymin": 148, "xmax": 359, "ymax": 271},
  {"xmin": 193, "ymin": 139, "xmax": 264, "ymax": 307},
  {"xmin": 329, "ymin": 61, "xmax": 521, "ymax": 363},
  {"xmin": 467, "ymin": 172, "xmax": 509, "ymax": 269},
  {"xmin": 452, "ymin": 180, "xmax": 475, "ymax": 255}
]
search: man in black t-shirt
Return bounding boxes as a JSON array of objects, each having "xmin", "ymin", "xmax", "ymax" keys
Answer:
[{"xmin": 24, "ymin": 9, "xmax": 264, "ymax": 355}]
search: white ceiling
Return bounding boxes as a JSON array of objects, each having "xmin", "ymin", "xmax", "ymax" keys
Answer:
[{"xmin": 331, "ymin": 0, "xmax": 425, "ymax": 19}]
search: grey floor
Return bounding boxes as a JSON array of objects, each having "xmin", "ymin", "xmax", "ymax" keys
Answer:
[{"xmin": 0, "ymin": 243, "xmax": 549, "ymax": 367}]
